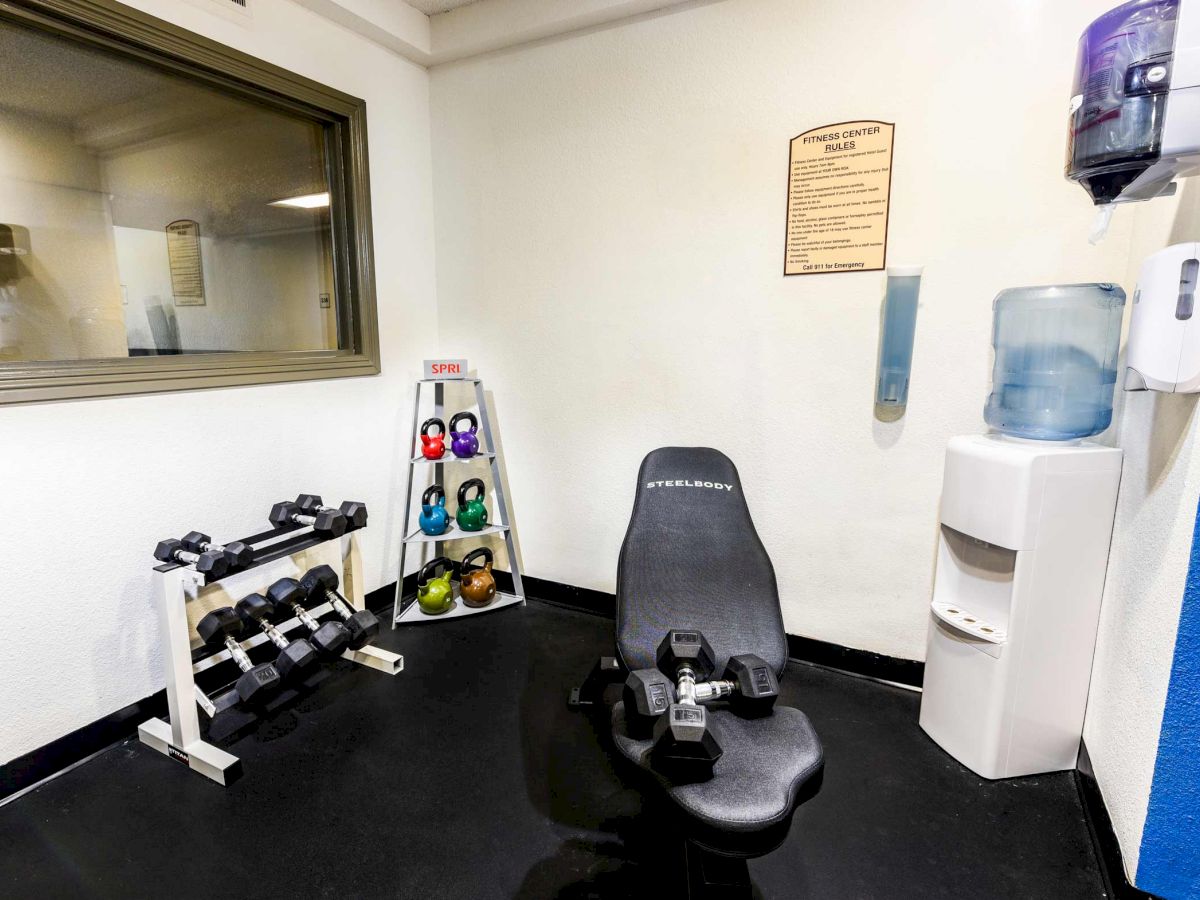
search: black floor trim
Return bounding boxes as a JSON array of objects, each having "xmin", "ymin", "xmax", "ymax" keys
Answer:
[
  {"xmin": 786, "ymin": 634, "xmax": 924, "ymax": 688},
  {"xmin": 0, "ymin": 578, "xmax": 412, "ymax": 803},
  {"xmin": 1075, "ymin": 743, "xmax": 1160, "ymax": 900},
  {"xmin": 518, "ymin": 575, "xmax": 926, "ymax": 685},
  {"xmin": 517, "ymin": 574, "xmax": 615, "ymax": 616},
  {"xmin": 0, "ymin": 693, "xmax": 167, "ymax": 803}
]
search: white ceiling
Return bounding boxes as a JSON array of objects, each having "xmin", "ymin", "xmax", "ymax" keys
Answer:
[{"xmin": 404, "ymin": 0, "xmax": 481, "ymax": 14}]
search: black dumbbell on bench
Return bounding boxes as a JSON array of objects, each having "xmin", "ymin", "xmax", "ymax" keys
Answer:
[
  {"xmin": 196, "ymin": 607, "xmax": 281, "ymax": 706},
  {"xmin": 295, "ymin": 495, "xmax": 368, "ymax": 530},
  {"xmin": 235, "ymin": 593, "xmax": 319, "ymax": 683},
  {"xmin": 269, "ymin": 500, "xmax": 346, "ymax": 537},
  {"xmin": 299, "ymin": 564, "xmax": 379, "ymax": 649},
  {"xmin": 626, "ymin": 631, "xmax": 781, "ymax": 733},
  {"xmin": 182, "ymin": 531, "xmax": 254, "ymax": 570},
  {"xmin": 265, "ymin": 577, "xmax": 350, "ymax": 656},
  {"xmin": 154, "ymin": 538, "xmax": 228, "ymax": 578},
  {"xmin": 648, "ymin": 629, "xmax": 723, "ymax": 779}
]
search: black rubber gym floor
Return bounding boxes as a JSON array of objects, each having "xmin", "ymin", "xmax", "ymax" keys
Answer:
[{"xmin": 0, "ymin": 600, "xmax": 1105, "ymax": 899}]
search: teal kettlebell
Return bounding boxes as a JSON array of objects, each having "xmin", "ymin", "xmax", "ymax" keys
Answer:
[
  {"xmin": 418, "ymin": 484, "xmax": 450, "ymax": 536},
  {"xmin": 416, "ymin": 557, "xmax": 455, "ymax": 615},
  {"xmin": 456, "ymin": 478, "xmax": 489, "ymax": 532}
]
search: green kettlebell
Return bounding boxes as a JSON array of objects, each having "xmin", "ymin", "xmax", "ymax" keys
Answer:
[
  {"xmin": 416, "ymin": 557, "xmax": 455, "ymax": 615},
  {"xmin": 456, "ymin": 478, "xmax": 489, "ymax": 532}
]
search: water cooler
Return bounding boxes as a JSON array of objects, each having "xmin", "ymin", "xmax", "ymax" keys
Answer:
[
  {"xmin": 919, "ymin": 437, "xmax": 1122, "ymax": 779},
  {"xmin": 920, "ymin": 281, "xmax": 1125, "ymax": 779}
]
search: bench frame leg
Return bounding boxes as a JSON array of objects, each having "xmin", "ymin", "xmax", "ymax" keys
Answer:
[
  {"xmin": 685, "ymin": 840, "xmax": 751, "ymax": 899},
  {"xmin": 567, "ymin": 656, "xmax": 623, "ymax": 708}
]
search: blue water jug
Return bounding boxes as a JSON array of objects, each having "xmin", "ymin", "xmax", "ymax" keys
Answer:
[{"xmin": 984, "ymin": 283, "xmax": 1125, "ymax": 441}]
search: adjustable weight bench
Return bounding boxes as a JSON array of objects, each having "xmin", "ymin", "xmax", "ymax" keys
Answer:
[{"xmin": 571, "ymin": 447, "xmax": 823, "ymax": 897}]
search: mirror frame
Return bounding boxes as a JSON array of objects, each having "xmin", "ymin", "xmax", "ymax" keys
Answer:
[{"xmin": 0, "ymin": 0, "xmax": 380, "ymax": 403}]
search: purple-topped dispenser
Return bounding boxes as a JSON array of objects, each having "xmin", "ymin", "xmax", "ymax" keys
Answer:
[{"xmin": 1066, "ymin": 0, "xmax": 1200, "ymax": 206}]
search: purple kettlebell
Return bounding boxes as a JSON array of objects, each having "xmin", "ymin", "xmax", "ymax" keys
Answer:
[{"xmin": 449, "ymin": 411, "xmax": 480, "ymax": 458}]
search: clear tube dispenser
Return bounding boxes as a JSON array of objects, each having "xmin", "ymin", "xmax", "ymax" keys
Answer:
[{"xmin": 875, "ymin": 265, "xmax": 924, "ymax": 410}]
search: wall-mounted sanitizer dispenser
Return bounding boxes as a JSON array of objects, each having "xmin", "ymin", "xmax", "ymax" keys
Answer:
[
  {"xmin": 1067, "ymin": 0, "xmax": 1200, "ymax": 204},
  {"xmin": 1126, "ymin": 242, "xmax": 1200, "ymax": 391}
]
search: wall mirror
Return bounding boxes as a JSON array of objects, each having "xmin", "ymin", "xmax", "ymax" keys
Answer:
[{"xmin": 0, "ymin": 0, "xmax": 378, "ymax": 403}]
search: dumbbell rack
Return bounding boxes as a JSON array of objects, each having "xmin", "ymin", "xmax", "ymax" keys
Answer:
[
  {"xmin": 139, "ymin": 519, "xmax": 403, "ymax": 786},
  {"xmin": 392, "ymin": 375, "xmax": 525, "ymax": 626}
]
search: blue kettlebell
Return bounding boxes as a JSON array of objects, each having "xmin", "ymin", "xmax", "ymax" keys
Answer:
[
  {"xmin": 449, "ymin": 411, "xmax": 480, "ymax": 459},
  {"xmin": 418, "ymin": 484, "xmax": 450, "ymax": 536}
]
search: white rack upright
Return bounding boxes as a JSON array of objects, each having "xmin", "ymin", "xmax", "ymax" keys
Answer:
[{"xmin": 392, "ymin": 376, "xmax": 525, "ymax": 625}]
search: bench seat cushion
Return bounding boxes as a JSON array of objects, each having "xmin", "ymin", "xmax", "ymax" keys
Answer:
[{"xmin": 612, "ymin": 700, "xmax": 823, "ymax": 834}]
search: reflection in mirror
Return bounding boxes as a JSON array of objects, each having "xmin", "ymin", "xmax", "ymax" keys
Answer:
[{"xmin": 0, "ymin": 15, "xmax": 339, "ymax": 363}]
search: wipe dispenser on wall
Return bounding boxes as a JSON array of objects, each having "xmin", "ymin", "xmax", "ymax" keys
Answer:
[
  {"xmin": 875, "ymin": 265, "xmax": 923, "ymax": 410},
  {"xmin": 1126, "ymin": 242, "xmax": 1200, "ymax": 392}
]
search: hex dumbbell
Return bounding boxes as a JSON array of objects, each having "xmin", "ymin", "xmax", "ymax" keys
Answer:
[
  {"xmin": 181, "ymin": 531, "xmax": 254, "ymax": 570},
  {"xmin": 651, "ymin": 629, "xmax": 722, "ymax": 778},
  {"xmin": 295, "ymin": 495, "xmax": 368, "ymax": 529},
  {"xmin": 624, "ymin": 653, "xmax": 779, "ymax": 736},
  {"xmin": 269, "ymin": 500, "xmax": 346, "ymax": 537},
  {"xmin": 154, "ymin": 538, "xmax": 227, "ymax": 578},
  {"xmin": 265, "ymin": 577, "xmax": 350, "ymax": 656},
  {"xmin": 196, "ymin": 607, "xmax": 281, "ymax": 706},
  {"xmin": 299, "ymin": 564, "xmax": 379, "ymax": 650},
  {"xmin": 713, "ymin": 654, "xmax": 780, "ymax": 718},
  {"xmin": 623, "ymin": 668, "xmax": 676, "ymax": 738},
  {"xmin": 235, "ymin": 593, "xmax": 319, "ymax": 683}
]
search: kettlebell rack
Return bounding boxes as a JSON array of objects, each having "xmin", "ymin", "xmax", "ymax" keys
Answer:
[
  {"xmin": 392, "ymin": 376, "xmax": 525, "ymax": 626},
  {"xmin": 140, "ymin": 515, "xmax": 403, "ymax": 786}
]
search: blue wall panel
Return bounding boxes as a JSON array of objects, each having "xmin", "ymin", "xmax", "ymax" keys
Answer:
[{"xmin": 1138, "ymin": 497, "xmax": 1200, "ymax": 899}]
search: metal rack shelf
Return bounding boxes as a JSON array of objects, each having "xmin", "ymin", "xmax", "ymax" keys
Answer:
[
  {"xmin": 408, "ymin": 451, "xmax": 496, "ymax": 465},
  {"xmin": 392, "ymin": 373, "xmax": 525, "ymax": 627},
  {"xmin": 395, "ymin": 590, "xmax": 524, "ymax": 624},
  {"xmin": 403, "ymin": 523, "xmax": 509, "ymax": 544}
]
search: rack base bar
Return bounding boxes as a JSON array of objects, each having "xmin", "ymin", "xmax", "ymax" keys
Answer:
[
  {"xmin": 138, "ymin": 718, "xmax": 242, "ymax": 786},
  {"xmin": 342, "ymin": 644, "xmax": 404, "ymax": 674}
]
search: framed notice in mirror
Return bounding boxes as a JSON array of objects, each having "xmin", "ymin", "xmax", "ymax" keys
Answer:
[{"xmin": 166, "ymin": 219, "xmax": 206, "ymax": 306}]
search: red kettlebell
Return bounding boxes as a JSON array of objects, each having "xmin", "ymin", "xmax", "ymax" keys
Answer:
[
  {"xmin": 420, "ymin": 417, "xmax": 446, "ymax": 460},
  {"xmin": 459, "ymin": 547, "xmax": 496, "ymax": 608}
]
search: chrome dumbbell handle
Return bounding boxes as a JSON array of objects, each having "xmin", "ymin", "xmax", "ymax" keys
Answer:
[
  {"xmin": 693, "ymin": 680, "xmax": 735, "ymax": 703},
  {"xmin": 315, "ymin": 585, "xmax": 354, "ymax": 619},
  {"xmin": 289, "ymin": 603, "xmax": 321, "ymax": 632},
  {"xmin": 223, "ymin": 636, "xmax": 253, "ymax": 670}
]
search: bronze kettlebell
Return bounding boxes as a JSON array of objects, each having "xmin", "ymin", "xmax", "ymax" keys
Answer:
[{"xmin": 459, "ymin": 547, "xmax": 496, "ymax": 608}]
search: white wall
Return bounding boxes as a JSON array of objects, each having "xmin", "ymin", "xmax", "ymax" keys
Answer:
[
  {"xmin": 429, "ymin": 0, "xmax": 1132, "ymax": 661},
  {"xmin": 1082, "ymin": 181, "xmax": 1200, "ymax": 883},
  {"xmin": 0, "ymin": 0, "xmax": 437, "ymax": 765}
]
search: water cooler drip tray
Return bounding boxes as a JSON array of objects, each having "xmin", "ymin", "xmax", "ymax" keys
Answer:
[{"xmin": 930, "ymin": 600, "xmax": 1007, "ymax": 644}]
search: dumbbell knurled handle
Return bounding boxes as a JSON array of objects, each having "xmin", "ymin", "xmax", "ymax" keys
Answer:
[
  {"xmin": 223, "ymin": 636, "xmax": 253, "ymax": 671},
  {"xmin": 693, "ymin": 680, "xmax": 734, "ymax": 703},
  {"xmin": 322, "ymin": 587, "xmax": 353, "ymax": 619},
  {"xmin": 676, "ymin": 668, "xmax": 697, "ymax": 706},
  {"xmin": 291, "ymin": 603, "xmax": 320, "ymax": 631},
  {"xmin": 256, "ymin": 618, "xmax": 289, "ymax": 651}
]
